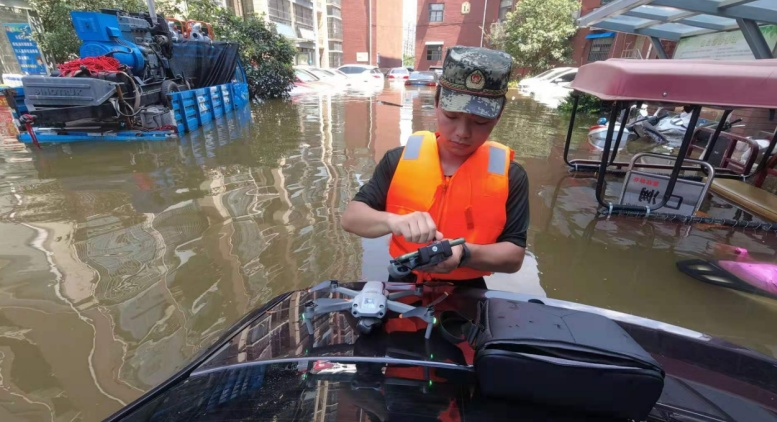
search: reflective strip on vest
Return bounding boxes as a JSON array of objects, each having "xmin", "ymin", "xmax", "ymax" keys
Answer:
[
  {"xmin": 488, "ymin": 145, "xmax": 507, "ymax": 175},
  {"xmin": 403, "ymin": 135, "xmax": 424, "ymax": 160}
]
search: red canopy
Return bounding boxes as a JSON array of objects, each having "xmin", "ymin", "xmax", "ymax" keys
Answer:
[{"xmin": 570, "ymin": 58, "xmax": 777, "ymax": 109}]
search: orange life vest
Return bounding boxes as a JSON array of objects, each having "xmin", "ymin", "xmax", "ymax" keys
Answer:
[{"xmin": 386, "ymin": 131, "xmax": 512, "ymax": 281}]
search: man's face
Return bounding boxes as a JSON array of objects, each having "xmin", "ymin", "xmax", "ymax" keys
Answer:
[{"xmin": 435, "ymin": 103, "xmax": 501, "ymax": 157}]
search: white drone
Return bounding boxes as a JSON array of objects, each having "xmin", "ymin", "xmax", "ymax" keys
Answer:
[
  {"xmin": 302, "ymin": 238, "xmax": 464, "ymax": 339},
  {"xmin": 303, "ymin": 280, "xmax": 448, "ymax": 339}
]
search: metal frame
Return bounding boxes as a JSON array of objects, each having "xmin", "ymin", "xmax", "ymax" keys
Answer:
[
  {"xmin": 618, "ymin": 153, "xmax": 715, "ymax": 215},
  {"xmin": 577, "ymin": 0, "xmax": 777, "ymax": 59}
]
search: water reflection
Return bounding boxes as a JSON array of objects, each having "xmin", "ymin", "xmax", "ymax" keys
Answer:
[{"xmin": 0, "ymin": 86, "xmax": 776, "ymax": 421}]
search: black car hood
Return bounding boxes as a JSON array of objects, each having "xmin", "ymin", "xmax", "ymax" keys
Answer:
[{"xmin": 107, "ymin": 284, "xmax": 777, "ymax": 421}]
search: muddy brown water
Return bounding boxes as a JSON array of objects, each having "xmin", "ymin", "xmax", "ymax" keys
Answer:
[{"xmin": 0, "ymin": 84, "xmax": 776, "ymax": 421}]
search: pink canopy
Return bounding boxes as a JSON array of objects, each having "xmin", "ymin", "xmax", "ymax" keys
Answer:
[{"xmin": 570, "ymin": 58, "xmax": 777, "ymax": 109}]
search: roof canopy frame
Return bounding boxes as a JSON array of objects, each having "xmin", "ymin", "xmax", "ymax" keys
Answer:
[{"xmin": 577, "ymin": 0, "xmax": 777, "ymax": 59}]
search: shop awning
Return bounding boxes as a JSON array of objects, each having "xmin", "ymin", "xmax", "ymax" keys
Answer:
[
  {"xmin": 576, "ymin": 0, "xmax": 777, "ymax": 59},
  {"xmin": 585, "ymin": 32, "xmax": 616, "ymax": 39}
]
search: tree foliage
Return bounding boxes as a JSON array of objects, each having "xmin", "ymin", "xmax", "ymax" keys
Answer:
[
  {"xmin": 160, "ymin": 1, "xmax": 296, "ymax": 100},
  {"xmin": 29, "ymin": 0, "xmax": 295, "ymax": 100},
  {"xmin": 557, "ymin": 92, "xmax": 610, "ymax": 115},
  {"xmin": 489, "ymin": 0, "xmax": 579, "ymax": 75},
  {"xmin": 28, "ymin": 0, "xmax": 145, "ymax": 64}
]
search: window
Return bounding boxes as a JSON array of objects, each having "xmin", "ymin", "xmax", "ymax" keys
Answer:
[
  {"xmin": 327, "ymin": 0, "xmax": 341, "ymax": 6},
  {"xmin": 294, "ymin": 4, "xmax": 313, "ymax": 29},
  {"xmin": 329, "ymin": 41, "xmax": 342, "ymax": 52},
  {"xmin": 587, "ymin": 37, "xmax": 613, "ymax": 62},
  {"xmin": 268, "ymin": 0, "xmax": 291, "ymax": 25},
  {"xmin": 499, "ymin": 6, "xmax": 511, "ymax": 20},
  {"xmin": 429, "ymin": 3, "xmax": 444, "ymax": 22},
  {"xmin": 327, "ymin": 6, "xmax": 341, "ymax": 18},
  {"xmin": 426, "ymin": 45, "xmax": 443, "ymax": 61},
  {"xmin": 328, "ymin": 18, "xmax": 342, "ymax": 39},
  {"xmin": 556, "ymin": 71, "xmax": 577, "ymax": 83}
]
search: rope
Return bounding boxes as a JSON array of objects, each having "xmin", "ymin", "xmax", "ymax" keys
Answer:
[
  {"xmin": 598, "ymin": 207, "xmax": 777, "ymax": 232},
  {"xmin": 58, "ymin": 56, "xmax": 124, "ymax": 77}
]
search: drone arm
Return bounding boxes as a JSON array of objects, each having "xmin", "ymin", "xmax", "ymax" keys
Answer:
[
  {"xmin": 311, "ymin": 299, "xmax": 353, "ymax": 315},
  {"xmin": 387, "ymin": 290, "xmax": 420, "ymax": 301},
  {"xmin": 334, "ymin": 286, "xmax": 360, "ymax": 297},
  {"xmin": 386, "ymin": 300, "xmax": 416, "ymax": 315}
]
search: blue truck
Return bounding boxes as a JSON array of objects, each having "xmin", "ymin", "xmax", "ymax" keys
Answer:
[{"xmin": 13, "ymin": 8, "xmax": 249, "ymax": 144}]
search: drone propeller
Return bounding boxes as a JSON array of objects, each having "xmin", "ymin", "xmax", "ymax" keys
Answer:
[
  {"xmin": 400, "ymin": 292, "xmax": 449, "ymax": 319},
  {"xmin": 308, "ymin": 280, "xmax": 336, "ymax": 293}
]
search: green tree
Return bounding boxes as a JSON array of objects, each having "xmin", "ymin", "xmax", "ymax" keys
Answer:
[{"xmin": 489, "ymin": 0, "xmax": 579, "ymax": 75}]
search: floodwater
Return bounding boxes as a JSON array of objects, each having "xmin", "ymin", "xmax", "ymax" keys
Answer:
[{"xmin": 1, "ymin": 84, "xmax": 776, "ymax": 421}]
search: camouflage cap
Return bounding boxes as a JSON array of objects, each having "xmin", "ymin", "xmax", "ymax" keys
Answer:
[{"xmin": 438, "ymin": 45, "xmax": 514, "ymax": 120}]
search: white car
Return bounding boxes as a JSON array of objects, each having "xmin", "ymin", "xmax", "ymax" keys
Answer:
[
  {"xmin": 386, "ymin": 67, "xmax": 410, "ymax": 83},
  {"xmin": 530, "ymin": 69, "xmax": 579, "ymax": 108},
  {"xmin": 338, "ymin": 64, "xmax": 385, "ymax": 88},
  {"xmin": 296, "ymin": 66, "xmax": 350, "ymax": 89},
  {"xmin": 518, "ymin": 67, "xmax": 576, "ymax": 94}
]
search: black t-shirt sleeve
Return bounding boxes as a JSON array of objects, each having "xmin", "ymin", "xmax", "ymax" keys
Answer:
[
  {"xmin": 353, "ymin": 147, "xmax": 404, "ymax": 211},
  {"xmin": 497, "ymin": 162, "xmax": 530, "ymax": 249}
]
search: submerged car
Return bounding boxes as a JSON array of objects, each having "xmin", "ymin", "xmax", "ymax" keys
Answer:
[
  {"xmin": 405, "ymin": 71, "xmax": 439, "ymax": 87},
  {"xmin": 518, "ymin": 67, "xmax": 576, "ymax": 94}
]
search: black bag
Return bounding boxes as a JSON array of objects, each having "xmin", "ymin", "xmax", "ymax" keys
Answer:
[{"xmin": 468, "ymin": 298, "xmax": 665, "ymax": 420}]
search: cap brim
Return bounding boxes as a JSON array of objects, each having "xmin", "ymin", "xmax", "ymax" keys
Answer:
[{"xmin": 439, "ymin": 86, "xmax": 505, "ymax": 120}]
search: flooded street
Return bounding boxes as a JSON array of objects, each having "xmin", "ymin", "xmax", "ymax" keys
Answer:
[{"xmin": 1, "ymin": 85, "xmax": 777, "ymax": 421}]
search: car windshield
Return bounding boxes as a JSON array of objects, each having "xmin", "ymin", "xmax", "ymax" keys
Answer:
[
  {"xmin": 532, "ymin": 69, "xmax": 557, "ymax": 79},
  {"xmin": 409, "ymin": 71, "xmax": 436, "ymax": 81},
  {"xmin": 295, "ymin": 70, "xmax": 318, "ymax": 82},
  {"xmin": 309, "ymin": 69, "xmax": 332, "ymax": 79},
  {"xmin": 540, "ymin": 68, "xmax": 570, "ymax": 80}
]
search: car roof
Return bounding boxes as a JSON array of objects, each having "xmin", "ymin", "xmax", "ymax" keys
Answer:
[{"xmin": 338, "ymin": 64, "xmax": 378, "ymax": 69}]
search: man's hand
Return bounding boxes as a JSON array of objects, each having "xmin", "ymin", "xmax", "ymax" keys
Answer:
[
  {"xmin": 387, "ymin": 212, "xmax": 443, "ymax": 244},
  {"xmin": 424, "ymin": 243, "xmax": 464, "ymax": 274}
]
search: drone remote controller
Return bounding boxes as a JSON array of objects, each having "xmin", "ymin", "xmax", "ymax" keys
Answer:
[{"xmin": 388, "ymin": 238, "xmax": 466, "ymax": 279}]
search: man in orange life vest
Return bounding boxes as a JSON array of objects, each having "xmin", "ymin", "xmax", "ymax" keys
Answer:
[{"xmin": 342, "ymin": 46, "xmax": 529, "ymax": 288}]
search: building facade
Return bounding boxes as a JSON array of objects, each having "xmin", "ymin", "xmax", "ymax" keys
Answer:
[
  {"xmin": 341, "ymin": 0, "xmax": 403, "ymax": 69},
  {"xmin": 569, "ymin": 0, "xmax": 676, "ymax": 68},
  {"xmin": 230, "ymin": 0, "xmax": 320, "ymax": 66},
  {"xmin": 228, "ymin": 0, "xmax": 401, "ymax": 69},
  {"xmin": 414, "ymin": 0, "xmax": 514, "ymax": 71}
]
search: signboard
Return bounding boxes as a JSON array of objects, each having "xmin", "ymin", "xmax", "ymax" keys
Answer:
[
  {"xmin": 674, "ymin": 25, "xmax": 777, "ymax": 60},
  {"xmin": 356, "ymin": 52, "xmax": 368, "ymax": 62},
  {"xmin": 3, "ymin": 23, "xmax": 47, "ymax": 75},
  {"xmin": 619, "ymin": 170, "xmax": 708, "ymax": 216}
]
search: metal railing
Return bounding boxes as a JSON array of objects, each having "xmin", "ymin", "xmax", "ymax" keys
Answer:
[{"xmin": 621, "ymin": 48, "xmax": 643, "ymax": 59}]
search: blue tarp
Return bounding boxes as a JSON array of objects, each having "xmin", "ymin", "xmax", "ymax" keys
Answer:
[{"xmin": 585, "ymin": 32, "xmax": 615, "ymax": 39}]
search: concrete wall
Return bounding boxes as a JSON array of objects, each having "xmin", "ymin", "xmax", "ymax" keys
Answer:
[
  {"xmin": 376, "ymin": 0, "xmax": 403, "ymax": 68},
  {"xmin": 341, "ymin": 0, "xmax": 402, "ymax": 68},
  {"xmin": 342, "ymin": 0, "xmax": 371, "ymax": 66}
]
